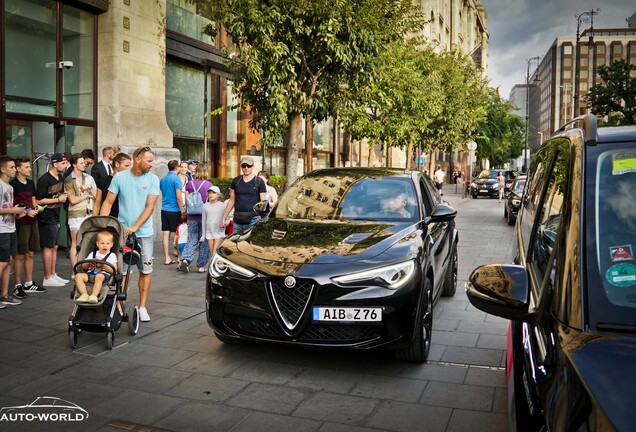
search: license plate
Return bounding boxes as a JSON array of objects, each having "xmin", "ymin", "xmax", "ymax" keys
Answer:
[{"xmin": 312, "ymin": 307, "xmax": 382, "ymax": 322}]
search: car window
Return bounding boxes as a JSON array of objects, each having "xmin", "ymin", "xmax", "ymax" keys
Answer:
[
  {"xmin": 530, "ymin": 150, "xmax": 567, "ymax": 288},
  {"xmin": 519, "ymin": 150, "xmax": 553, "ymax": 257},
  {"xmin": 594, "ymin": 148, "xmax": 636, "ymax": 311},
  {"xmin": 513, "ymin": 178, "xmax": 526, "ymax": 194}
]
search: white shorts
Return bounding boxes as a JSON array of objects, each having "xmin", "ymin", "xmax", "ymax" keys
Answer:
[{"xmin": 68, "ymin": 216, "xmax": 88, "ymax": 231}]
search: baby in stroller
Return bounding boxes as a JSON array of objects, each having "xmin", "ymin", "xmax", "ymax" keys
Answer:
[{"xmin": 74, "ymin": 230, "xmax": 117, "ymax": 304}]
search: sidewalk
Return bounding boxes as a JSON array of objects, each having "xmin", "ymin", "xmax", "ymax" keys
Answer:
[{"xmin": 0, "ymin": 186, "xmax": 513, "ymax": 432}]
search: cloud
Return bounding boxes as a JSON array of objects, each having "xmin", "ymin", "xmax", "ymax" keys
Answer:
[{"xmin": 481, "ymin": 0, "xmax": 635, "ymax": 97}]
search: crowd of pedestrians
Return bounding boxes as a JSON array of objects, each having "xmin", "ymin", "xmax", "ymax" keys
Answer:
[{"xmin": 0, "ymin": 147, "xmax": 275, "ymax": 320}]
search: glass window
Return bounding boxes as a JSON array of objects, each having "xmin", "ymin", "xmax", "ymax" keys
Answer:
[
  {"xmin": 563, "ymin": 57, "xmax": 572, "ymax": 67},
  {"xmin": 62, "ymin": 7, "xmax": 94, "ymax": 119},
  {"xmin": 563, "ymin": 70, "xmax": 572, "ymax": 79},
  {"xmin": 313, "ymin": 118, "xmax": 334, "ymax": 152},
  {"xmin": 530, "ymin": 150, "xmax": 566, "ymax": 287},
  {"xmin": 563, "ymin": 45, "xmax": 573, "ymax": 55},
  {"xmin": 65, "ymin": 125, "xmax": 94, "ymax": 154},
  {"xmin": 596, "ymin": 44, "xmax": 606, "ymax": 54},
  {"xmin": 227, "ymin": 82, "xmax": 238, "ymax": 143},
  {"xmin": 165, "ymin": 61, "xmax": 205, "ymax": 138},
  {"xmin": 4, "ymin": 0, "xmax": 57, "ymax": 116},
  {"xmin": 6, "ymin": 122, "xmax": 32, "ymax": 163},
  {"xmin": 580, "ymin": 46, "xmax": 589, "ymax": 55},
  {"xmin": 166, "ymin": 0, "xmax": 215, "ymax": 45}
]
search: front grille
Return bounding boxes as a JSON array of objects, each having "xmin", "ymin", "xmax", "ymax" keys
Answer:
[
  {"xmin": 269, "ymin": 278, "xmax": 314, "ymax": 330},
  {"xmin": 301, "ymin": 325, "xmax": 381, "ymax": 343},
  {"xmin": 226, "ymin": 314, "xmax": 286, "ymax": 338}
]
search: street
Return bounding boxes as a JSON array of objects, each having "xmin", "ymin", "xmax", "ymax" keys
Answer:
[{"xmin": 0, "ymin": 183, "xmax": 515, "ymax": 432}]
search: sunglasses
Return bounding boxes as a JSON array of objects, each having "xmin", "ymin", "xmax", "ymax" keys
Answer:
[
  {"xmin": 133, "ymin": 146, "xmax": 153, "ymax": 158},
  {"xmin": 241, "ymin": 164, "xmax": 253, "ymax": 169}
]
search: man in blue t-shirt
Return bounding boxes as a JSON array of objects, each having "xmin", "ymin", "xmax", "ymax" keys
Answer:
[
  {"xmin": 159, "ymin": 160, "xmax": 184, "ymax": 266},
  {"xmin": 100, "ymin": 146, "xmax": 160, "ymax": 322}
]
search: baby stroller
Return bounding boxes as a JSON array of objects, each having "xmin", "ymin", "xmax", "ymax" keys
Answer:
[{"xmin": 67, "ymin": 216, "xmax": 141, "ymax": 350}]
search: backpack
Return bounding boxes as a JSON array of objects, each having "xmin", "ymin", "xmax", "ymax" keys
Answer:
[{"xmin": 185, "ymin": 181, "xmax": 205, "ymax": 215}]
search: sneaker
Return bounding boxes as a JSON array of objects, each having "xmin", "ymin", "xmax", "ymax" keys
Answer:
[
  {"xmin": 76, "ymin": 293, "xmax": 90, "ymax": 303},
  {"xmin": 139, "ymin": 307, "xmax": 150, "ymax": 322},
  {"xmin": 23, "ymin": 283, "xmax": 46, "ymax": 293},
  {"xmin": 42, "ymin": 277, "xmax": 65, "ymax": 287},
  {"xmin": 0, "ymin": 303, "xmax": 5, "ymax": 309},
  {"xmin": 53, "ymin": 274, "xmax": 70, "ymax": 284},
  {"xmin": 1, "ymin": 295, "xmax": 22, "ymax": 306},
  {"xmin": 88, "ymin": 295, "xmax": 98, "ymax": 304},
  {"xmin": 13, "ymin": 285, "xmax": 28, "ymax": 299},
  {"xmin": 178, "ymin": 260, "xmax": 190, "ymax": 273}
]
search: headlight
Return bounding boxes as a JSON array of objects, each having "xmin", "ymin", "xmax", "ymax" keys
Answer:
[
  {"xmin": 208, "ymin": 253, "xmax": 256, "ymax": 279},
  {"xmin": 470, "ymin": 183, "xmax": 476, "ymax": 189},
  {"xmin": 491, "ymin": 184, "xmax": 499, "ymax": 189},
  {"xmin": 332, "ymin": 260, "xmax": 416, "ymax": 290},
  {"xmin": 512, "ymin": 199, "xmax": 520, "ymax": 206}
]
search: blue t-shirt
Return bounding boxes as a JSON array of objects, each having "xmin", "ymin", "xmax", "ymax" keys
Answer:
[
  {"xmin": 108, "ymin": 169, "xmax": 160, "ymax": 238},
  {"xmin": 159, "ymin": 171, "xmax": 182, "ymax": 212}
]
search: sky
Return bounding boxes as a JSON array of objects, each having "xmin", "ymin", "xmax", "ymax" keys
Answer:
[{"xmin": 480, "ymin": 0, "xmax": 635, "ymax": 98}]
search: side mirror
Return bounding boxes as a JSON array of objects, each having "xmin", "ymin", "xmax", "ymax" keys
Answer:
[
  {"xmin": 466, "ymin": 264, "xmax": 533, "ymax": 321},
  {"xmin": 424, "ymin": 203, "xmax": 457, "ymax": 224}
]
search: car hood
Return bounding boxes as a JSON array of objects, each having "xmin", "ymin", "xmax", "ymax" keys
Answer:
[
  {"xmin": 564, "ymin": 331, "xmax": 636, "ymax": 431},
  {"xmin": 472, "ymin": 177, "xmax": 497, "ymax": 186},
  {"xmin": 223, "ymin": 218, "xmax": 415, "ymax": 268}
]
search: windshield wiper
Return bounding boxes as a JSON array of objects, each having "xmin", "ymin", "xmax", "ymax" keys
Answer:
[{"xmin": 596, "ymin": 322, "xmax": 636, "ymax": 334}]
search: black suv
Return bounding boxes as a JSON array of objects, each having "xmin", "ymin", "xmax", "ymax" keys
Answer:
[
  {"xmin": 466, "ymin": 115, "xmax": 636, "ymax": 431},
  {"xmin": 469, "ymin": 169, "xmax": 518, "ymax": 198}
]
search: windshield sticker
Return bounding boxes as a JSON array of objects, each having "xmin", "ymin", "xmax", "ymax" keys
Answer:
[
  {"xmin": 612, "ymin": 151, "xmax": 636, "ymax": 175},
  {"xmin": 606, "ymin": 263, "xmax": 636, "ymax": 287},
  {"xmin": 610, "ymin": 245, "xmax": 634, "ymax": 261}
]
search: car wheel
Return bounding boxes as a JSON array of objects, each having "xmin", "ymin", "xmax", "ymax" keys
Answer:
[
  {"xmin": 395, "ymin": 278, "xmax": 432, "ymax": 363},
  {"xmin": 472, "ymin": 192, "xmax": 477, "ymax": 199},
  {"xmin": 214, "ymin": 331, "xmax": 242, "ymax": 345},
  {"xmin": 504, "ymin": 204, "xmax": 508, "ymax": 218},
  {"xmin": 442, "ymin": 243, "xmax": 457, "ymax": 297},
  {"xmin": 507, "ymin": 208, "xmax": 516, "ymax": 226}
]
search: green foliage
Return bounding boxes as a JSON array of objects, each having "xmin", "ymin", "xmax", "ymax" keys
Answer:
[
  {"xmin": 193, "ymin": 0, "xmax": 425, "ymax": 185},
  {"xmin": 585, "ymin": 59, "xmax": 636, "ymax": 125},
  {"xmin": 474, "ymin": 89, "xmax": 525, "ymax": 166}
]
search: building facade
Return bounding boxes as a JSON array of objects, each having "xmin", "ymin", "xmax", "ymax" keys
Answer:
[{"xmin": 527, "ymin": 23, "xmax": 636, "ymax": 152}]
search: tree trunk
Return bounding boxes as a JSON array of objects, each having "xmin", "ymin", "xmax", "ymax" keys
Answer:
[
  {"xmin": 285, "ymin": 112, "xmax": 303, "ymax": 188},
  {"xmin": 406, "ymin": 142, "xmax": 413, "ymax": 170}
]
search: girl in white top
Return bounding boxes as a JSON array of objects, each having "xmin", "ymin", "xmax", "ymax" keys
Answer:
[
  {"xmin": 201, "ymin": 185, "xmax": 229, "ymax": 253},
  {"xmin": 257, "ymin": 170, "xmax": 278, "ymax": 206}
]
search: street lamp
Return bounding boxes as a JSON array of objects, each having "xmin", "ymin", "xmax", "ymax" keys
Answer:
[
  {"xmin": 573, "ymin": 8, "xmax": 600, "ymax": 116},
  {"xmin": 524, "ymin": 56, "xmax": 540, "ymax": 174}
]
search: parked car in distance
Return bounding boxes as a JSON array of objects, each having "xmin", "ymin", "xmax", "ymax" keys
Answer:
[
  {"xmin": 469, "ymin": 169, "xmax": 517, "ymax": 198},
  {"xmin": 504, "ymin": 175, "xmax": 526, "ymax": 225},
  {"xmin": 206, "ymin": 168, "xmax": 459, "ymax": 362},
  {"xmin": 466, "ymin": 114, "xmax": 636, "ymax": 431}
]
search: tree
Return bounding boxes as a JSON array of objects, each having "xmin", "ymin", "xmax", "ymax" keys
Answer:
[
  {"xmin": 194, "ymin": 0, "xmax": 424, "ymax": 186},
  {"xmin": 474, "ymin": 89, "xmax": 525, "ymax": 167},
  {"xmin": 585, "ymin": 59, "xmax": 636, "ymax": 125}
]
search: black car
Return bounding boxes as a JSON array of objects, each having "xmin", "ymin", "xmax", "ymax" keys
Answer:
[
  {"xmin": 503, "ymin": 175, "xmax": 526, "ymax": 225},
  {"xmin": 466, "ymin": 115, "xmax": 636, "ymax": 431},
  {"xmin": 469, "ymin": 169, "xmax": 517, "ymax": 198},
  {"xmin": 206, "ymin": 168, "xmax": 459, "ymax": 362}
]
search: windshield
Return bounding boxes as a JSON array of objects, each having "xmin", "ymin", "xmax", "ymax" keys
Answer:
[
  {"xmin": 478, "ymin": 170, "xmax": 493, "ymax": 179},
  {"xmin": 590, "ymin": 144, "xmax": 636, "ymax": 328},
  {"xmin": 513, "ymin": 178, "xmax": 526, "ymax": 194},
  {"xmin": 273, "ymin": 175, "xmax": 418, "ymax": 222}
]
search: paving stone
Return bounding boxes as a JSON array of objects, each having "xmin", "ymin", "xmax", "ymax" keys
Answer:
[
  {"xmin": 493, "ymin": 387, "xmax": 508, "ymax": 413},
  {"xmin": 136, "ymin": 330, "xmax": 204, "ymax": 349},
  {"xmin": 172, "ymin": 352, "xmax": 247, "ymax": 377},
  {"xmin": 289, "ymin": 367, "xmax": 361, "ymax": 394},
  {"xmin": 432, "ymin": 330, "xmax": 479, "ymax": 347},
  {"xmin": 457, "ymin": 320, "xmax": 508, "ymax": 335},
  {"xmin": 465, "ymin": 366, "xmax": 507, "ymax": 388},
  {"xmin": 110, "ymin": 365, "xmax": 193, "ymax": 394},
  {"xmin": 366, "ymin": 400, "xmax": 451, "ymax": 432},
  {"xmin": 317, "ymin": 422, "xmax": 384, "ymax": 432},
  {"xmin": 100, "ymin": 342, "xmax": 196, "ymax": 368},
  {"xmin": 227, "ymin": 382, "xmax": 307, "ymax": 415},
  {"xmin": 433, "ymin": 318, "xmax": 460, "ymax": 331},
  {"xmin": 446, "ymin": 409, "xmax": 508, "ymax": 432},
  {"xmin": 401, "ymin": 363, "xmax": 467, "ymax": 383},
  {"xmin": 350, "ymin": 374, "xmax": 426, "ymax": 403},
  {"xmin": 164, "ymin": 373, "xmax": 249, "ymax": 402},
  {"xmin": 231, "ymin": 411, "xmax": 322, "ymax": 432},
  {"xmin": 293, "ymin": 392, "xmax": 378, "ymax": 425},
  {"xmin": 420, "ymin": 381, "xmax": 494, "ymax": 411},
  {"xmin": 477, "ymin": 333, "xmax": 507, "ymax": 350},
  {"xmin": 156, "ymin": 401, "xmax": 250, "ymax": 432},
  {"xmin": 441, "ymin": 346, "xmax": 503, "ymax": 367},
  {"xmin": 229, "ymin": 360, "xmax": 304, "ymax": 385}
]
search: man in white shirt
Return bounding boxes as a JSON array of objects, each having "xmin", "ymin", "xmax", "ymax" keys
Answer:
[{"xmin": 434, "ymin": 165, "xmax": 446, "ymax": 196}]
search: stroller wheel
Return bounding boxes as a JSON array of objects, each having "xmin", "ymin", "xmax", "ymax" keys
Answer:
[
  {"xmin": 128, "ymin": 304, "xmax": 139, "ymax": 335},
  {"xmin": 106, "ymin": 331, "xmax": 114, "ymax": 350},
  {"xmin": 68, "ymin": 330, "xmax": 78, "ymax": 350}
]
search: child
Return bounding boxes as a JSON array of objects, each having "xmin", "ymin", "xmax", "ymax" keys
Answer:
[
  {"xmin": 201, "ymin": 186, "xmax": 228, "ymax": 254},
  {"xmin": 74, "ymin": 230, "xmax": 117, "ymax": 304},
  {"xmin": 175, "ymin": 216, "xmax": 188, "ymax": 266}
]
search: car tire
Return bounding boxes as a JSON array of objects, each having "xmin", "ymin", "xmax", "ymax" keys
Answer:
[
  {"xmin": 214, "ymin": 331, "xmax": 242, "ymax": 345},
  {"xmin": 442, "ymin": 243, "xmax": 457, "ymax": 297},
  {"xmin": 472, "ymin": 192, "xmax": 477, "ymax": 199},
  {"xmin": 395, "ymin": 277, "xmax": 432, "ymax": 363},
  {"xmin": 504, "ymin": 204, "xmax": 508, "ymax": 219},
  {"xmin": 507, "ymin": 208, "xmax": 516, "ymax": 226}
]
